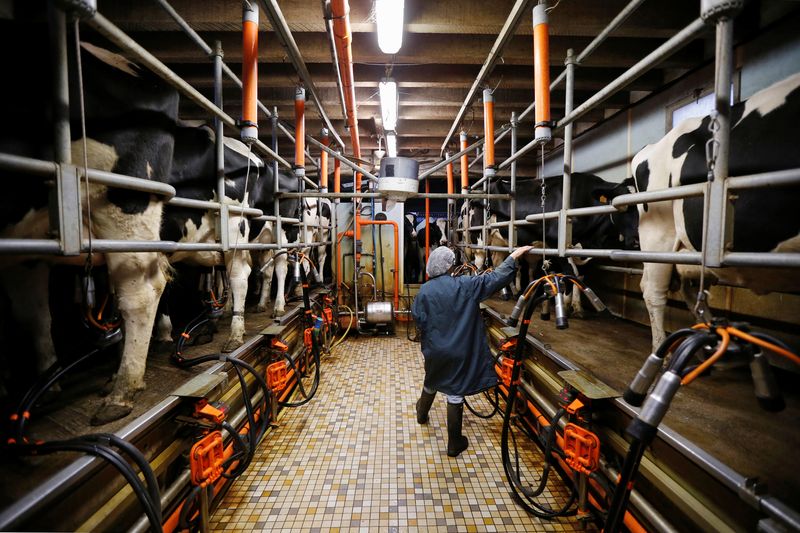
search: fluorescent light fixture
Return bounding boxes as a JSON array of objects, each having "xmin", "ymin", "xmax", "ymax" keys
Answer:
[
  {"xmin": 375, "ymin": 0, "xmax": 404, "ymax": 54},
  {"xmin": 379, "ymin": 78, "xmax": 398, "ymax": 132},
  {"xmin": 386, "ymin": 132, "xmax": 397, "ymax": 157}
]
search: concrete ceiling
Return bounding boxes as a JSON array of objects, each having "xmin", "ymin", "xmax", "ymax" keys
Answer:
[{"xmin": 100, "ymin": 0, "xmax": 798, "ymax": 176}]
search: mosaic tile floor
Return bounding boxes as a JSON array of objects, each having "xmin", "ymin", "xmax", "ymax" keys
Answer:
[{"xmin": 211, "ymin": 334, "xmax": 586, "ymax": 532}]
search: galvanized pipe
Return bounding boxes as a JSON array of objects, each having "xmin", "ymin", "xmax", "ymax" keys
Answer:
[
  {"xmin": 213, "ymin": 40, "xmax": 229, "ymax": 251},
  {"xmin": 85, "ymin": 12, "xmax": 290, "ymax": 169},
  {"xmin": 167, "ymin": 197, "xmax": 262, "ymax": 217},
  {"xmin": 726, "ymin": 167, "xmax": 800, "ymax": 190},
  {"xmin": 259, "ymin": 0, "xmax": 345, "ymax": 150},
  {"xmin": 499, "ymin": 18, "xmax": 708, "ymax": 170},
  {"xmin": 439, "ymin": 0, "xmax": 535, "ymax": 154},
  {"xmin": 704, "ymin": 15, "xmax": 736, "ymax": 267},
  {"xmin": 152, "ymin": 0, "xmax": 323, "ymax": 161},
  {"xmin": 306, "ymin": 135, "xmax": 379, "ymax": 183},
  {"xmin": 419, "ymin": 136, "xmax": 490, "ymax": 180},
  {"xmin": 559, "ymin": 48, "xmax": 576, "ymax": 257}
]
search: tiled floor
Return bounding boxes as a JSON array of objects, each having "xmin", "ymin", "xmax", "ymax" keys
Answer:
[{"xmin": 211, "ymin": 334, "xmax": 585, "ymax": 532}]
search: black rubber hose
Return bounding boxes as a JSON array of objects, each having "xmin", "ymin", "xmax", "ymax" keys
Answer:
[
  {"xmin": 85, "ymin": 433, "xmax": 161, "ymax": 519},
  {"xmin": 464, "ymin": 386, "xmax": 500, "ymax": 419},
  {"xmin": 668, "ymin": 332, "xmax": 718, "ymax": 374},
  {"xmin": 178, "ymin": 485, "xmax": 202, "ymax": 532},
  {"xmin": 34, "ymin": 440, "xmax": 163, "ymax": 532},
  {"xmin": 12, "ymin": 348, "xmax": 102, "ymax": 443},
  {"xmin": 279, "ymin": 264, "xmax": 322, "ymax": 408},
  {"xmin": 500, "ymin": 291, "xmax": 577, "ymax": 518}
]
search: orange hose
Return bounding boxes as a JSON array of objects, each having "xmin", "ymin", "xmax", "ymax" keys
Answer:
[
  {"xmin": 728, "ymin": 326, "xmax": 800, "ymax": 366},
  {"xmin": 533, "ymin": 7, "xmax": 550, "ymax": 126},
  {"xmin": 320, "ymin": 133, "xmax": 330, "ymax": 189},
  {"xmin": 294, "ymin": 89, "xmax": 305, "ymax": 168},
  {"xmin": 241, "ymin": 8, "xmax": 258, "ymax": 129},
  {"xmin": 681, "ymin": 328, "xmax": 730, "ymax": 385},
  {"xmin": 460, "ymin": 132, "xmax": 469, "ymax": 191},
  {"xmin": 446, "ymin": 159, "xmax": 454, "ymax": 195},
  {"xmin": 333, "ymin": 156, "xmax": 341, "ymax": 193},
  {"xmin": 483, "ymin": 91, "xmax": 495, "ymax": 167}
]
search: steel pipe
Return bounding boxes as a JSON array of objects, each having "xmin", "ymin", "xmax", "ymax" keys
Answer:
[
  {"xmin": 439, "ymin": 0, "xmax": 535, "ymax": 154},
  {"xmin": 213, "ymin": 40, "xmax": 228, "ymax": 251},
  {"xmin": 611, "ymin": 183, "xmax": 706, "ymax": 209},
  {"xmin": 152, "ymin": 0, "xmax": 325, "ymax": 160},
  {"xmin": 726, "ymin": 167, "xmax": 800, "ymax": 190},
  {"xmin": 499, "ymin": 18, "xmax": 708, "ymax": 170},
  {"xmin": 419, "ymin": 135, "xmax": 491, "ymax": 180},
  {"xmin": 259, "ymin": 0, "xmax": 345, "ymax": 150},
  {"xmin": 306, "ymin": 135, "xmax": 378, "ymax": 183},
  {"xmin": 722, "ymin": 253, "xmax": 800, "ymax": 268},
  {"xmin": 85, "ymin": 12, "xmax": 289, "ymax": 169},
  {"xmin": 167, "ymin": 197, "xmax": 263, "ymax": 217},
  {"xmin": 0, "ymin": 240, "xmax": 63, "ymax": 254}
]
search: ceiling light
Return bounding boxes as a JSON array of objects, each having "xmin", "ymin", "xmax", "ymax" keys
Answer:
[
  {"xmin": 379, "ymin": 78, "xmax": 398, "ymax": 132},
  {"xmin": 375, "ymin": 0, "xmax": 404, "ymax": 54},
  {"xmin": 386, "ymin": 132, "xmax": 397, "ymax": 157}
]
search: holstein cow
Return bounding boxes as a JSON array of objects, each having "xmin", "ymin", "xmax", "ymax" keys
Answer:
[
  {"xmin": 0, "ymin": 38, "xmax": 179, "ymax": 424},
  {"xmin": 632, "ymin": 72, "xmax": 800, "ymax": 350},
  {"xmin": 403, "ymin": 214, "xmax": 421, "ymax": 283},
  {"xmin": 415, "ymin": 217, "xmax": 448, "ymax": 276},
  {"xmin": 462, "ymin": 174, "xmax": 638, "ymax": 311},
  {"xmin": 157, "ymin": 123, "xmax": 304, "ymax": 351}
]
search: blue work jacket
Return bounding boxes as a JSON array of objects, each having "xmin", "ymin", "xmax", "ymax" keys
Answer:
[{"xmin": 411, "ymin": 255, "xmax": 517, "ymax": 396}]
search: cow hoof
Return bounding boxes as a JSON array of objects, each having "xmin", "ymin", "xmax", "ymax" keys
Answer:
[
  {"xmin": 572, "ymin": 310, "xmax": 585, "ymax": 319},
  {"xmin": 91, "ymin": 402, "xmax": 133, "ymax": 426},
  {"xmin": 273, "ymin": 308, "xmax": 286, "ymax": 318},
  {"xmin": 256, "ymin": 303, "xmax": 269, "ymax": 313},
  {"xmin": 222, "ymin": 338, "xmax": 244, "ymax": 353}
]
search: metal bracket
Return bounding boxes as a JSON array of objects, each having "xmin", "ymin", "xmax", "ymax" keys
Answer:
[{"xmin": 51, "ymin": 163, "xmax": 82, "ymax": 256}]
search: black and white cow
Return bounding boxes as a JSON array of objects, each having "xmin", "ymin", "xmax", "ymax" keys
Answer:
[
  {"xmin": 0, "ymin": 36, "xmax": 179, "ymax": 423},
  {"xmin": 461, "ymin": 173, "xmax": 638, "ymax": 310},
  {"xmin": 403, "ymin": 214, "xmax": 421, "ymax": 283},
  {"xmin": 632, "ymin": 72, "xmax": 800, "ymax": 350},
  {"xmin": 156, "ymin": 123, "xmax": 306, "ymax": 351},
  {"xmin": 415, "ymin": 217, "xmax": 448, "ymax": 275}
]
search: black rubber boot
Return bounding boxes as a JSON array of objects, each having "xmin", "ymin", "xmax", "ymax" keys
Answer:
[
  {"xmin": 446, "ymin": 402, "xmax": 469, "ymax": 457},
  {"xmin": 416, "ymin": 390, "xmax": 436, "ymax": 424}
]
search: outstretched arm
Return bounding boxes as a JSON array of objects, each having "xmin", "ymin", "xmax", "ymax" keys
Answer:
[{"xmin": 469, "ymin": 246, "xmax": 532, "ymax": 301}]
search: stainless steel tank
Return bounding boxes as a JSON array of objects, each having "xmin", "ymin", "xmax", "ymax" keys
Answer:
[{"xmin": 365, "ymin": 301, "xmax": 394, "ymax": 324}]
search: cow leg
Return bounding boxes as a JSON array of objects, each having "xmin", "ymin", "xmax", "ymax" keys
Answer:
[
  {"xmin": 222, "ymin": 237, "xmax": 252, "ymax": 353},
  {"xmin": 567, "ymin": 258, "xmax": 585, "ymax": 318},
  {"xmin": 317, "ymin": 244, "xmax": 328, "ymax": 283},
  {"xmin": 154, "ymin": 286, "xmax": 173, "ymax": 343},
  {"xmin": 0, "ymin": 263, "xmax": 58, "ymax": 375},
  {"xmin": 256, "ymin": 250, "xmax": 275, "ymax": 313},
  {"xmin": 273, "ymin": 251, "xmax": 289, "ymax": 317},
  {"xmin": 641, "ymin": 263, "xmax": 674, "ymax": 352},
  {"xmin": 95, "ymin": 250, "xmax": 169, "ymax": 425}
]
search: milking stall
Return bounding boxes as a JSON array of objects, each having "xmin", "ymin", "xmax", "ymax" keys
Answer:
[{"xmin": 2, "ymin": 0, "xmax": 800, "ymax": 531}]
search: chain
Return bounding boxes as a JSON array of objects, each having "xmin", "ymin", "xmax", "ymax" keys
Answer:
[
  {"xmin": 539, "ymin": 146, "xmax": 550, "ymax": 273},
  {"xmin": 694, "ymin": 112, "xmax": 720, "ymax": 323}
]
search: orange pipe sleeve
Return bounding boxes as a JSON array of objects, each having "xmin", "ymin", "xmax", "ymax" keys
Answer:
[
  {"xmin": 446, "ymin": 157, "xmax": 454, "ymax": 195},
  {"xmin": 533, "ymin": 4, "xmax": 551, "ymax": 126},
  {"xmin": 294, "ymin": 88, "xmax": 305, "ymax": 169},
  {"xmin": 425, "ymin": 179, "xmax": 431, "ymax": 280},
  {"xmin": 330, "ymin": 0, "xmax": 362, "ymax": 243},
  {"xmin": 358, "ymin": 220, "xmax": 400, "ymax": 311},
  {"xmin": 482, "ymin": 89, "xmax": 495, "ymax": 168},
  {"xmin": 459, "ymin": 132, "xmax": 469, "ymax": 191},
  {"xmin": 241, "ymin": 3, "xmax": 258, "ymax": 142},
  {"xmin": 333, "ymin": 155, "xmax": 341, "ymax": 193},
  {"xmin": 319, "ymin": 131, "xmax": 330, "ymax": 190}
]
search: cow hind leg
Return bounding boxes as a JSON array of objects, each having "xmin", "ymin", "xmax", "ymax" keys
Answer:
[
  {"xmin": 256, "ymin": 251, "xmax": 275, "ymax": 313},
  {"xmin": 641, "ymin": 263, "xmax": 674, "ymax": 352},
  {"xmin": 273, "ymin": 252, "xmax": 289, "ymax": 317},
  {"xmin": 222, "ymin": 250, "xmax": 252, "ymax": 353},
  {"xmin": 93, "ymin": 252, "xmax": 169, "ymax": 425}
]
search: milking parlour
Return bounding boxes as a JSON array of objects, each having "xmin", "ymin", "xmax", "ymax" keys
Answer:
[{"xmin": 1, "ymin": 0, "xmax": 799, "ymax": 531}]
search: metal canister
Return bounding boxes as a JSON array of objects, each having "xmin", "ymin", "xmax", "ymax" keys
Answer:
[{"xmin": 365, "ymin": 301, "xmax": 394, "ymax": 324}]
